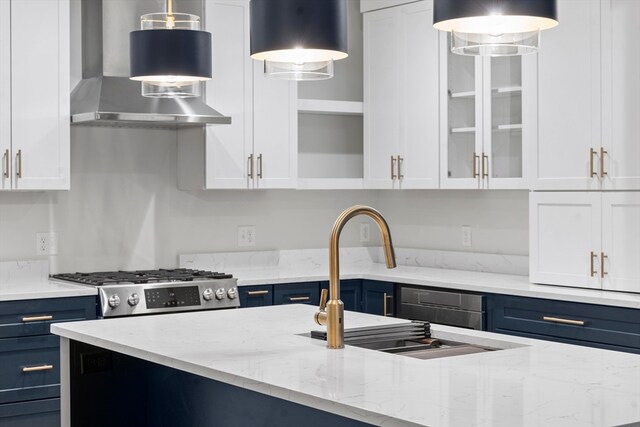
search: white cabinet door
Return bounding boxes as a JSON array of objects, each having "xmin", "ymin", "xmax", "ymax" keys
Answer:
[
  {"xmin": 530, "ymin": 192, "xmax": 602, "ymax": 289},
  {"xmin": 398, "ymin": 1, "xmax": 439, "ymax": 190},
  {"xmin": 602, "ymin": 0, "xmax": 640, "ymax": 190},
  {"xmin": 0, "ymin": 0, "xmax": 10, "ymax": 190},
  {"xmin": 601, "ymin": 192, "xmax": 640, "ymax": 293},
  {"xmin": 533, "ymin": 0, "xmax": 601, "ymax": 190},
  {"xmin": 253, "ymin": 62, "xmax": 297, "ymax": 189},
  {"xmin": 363, "ymin": 7, "xmax": 402, "ymax": 189},
  {"xmin": 11, "ymin": 0, "xmax": 69, "ymax": 190},
  {"xmin": 203, "ymin": 0, "xmax": 253, "ymax": 189}
]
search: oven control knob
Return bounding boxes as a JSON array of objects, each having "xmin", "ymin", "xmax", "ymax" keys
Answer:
[
  {"xmin": 227, "ymin": 288, "xmax": 238, "ymax": 300},
  {"xmin": 203, "ymin": 288, "xmax": 214, "ymax": 301},
  {"xmin": 215, "ymin": 288, "xmax": 226, "ymax": 300},
  {"xmin": 108, "ymin": 294, "xmax": 121, "ymax": 309},
  {"xmin": 128, "ymin": 293, "xmax": 140, "ymax": 307}
]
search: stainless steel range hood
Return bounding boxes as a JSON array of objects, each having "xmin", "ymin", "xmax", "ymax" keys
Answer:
[{"xmin": 71, "ymin": 0, "xmax": 231, "ymax": 129}]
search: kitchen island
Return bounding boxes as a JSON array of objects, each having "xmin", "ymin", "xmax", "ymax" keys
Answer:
[{"xmin": 52, "ymin": 304, "xmax": 640, "ymax": 427}]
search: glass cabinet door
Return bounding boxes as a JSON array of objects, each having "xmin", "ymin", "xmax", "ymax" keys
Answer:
[
  {"xmin": 440, "ymin": 33, "xmax": 483, "ymax": 189},
  {"xmin": 484, "ymin": 56, "xmax": 525, "ymax": 188}
]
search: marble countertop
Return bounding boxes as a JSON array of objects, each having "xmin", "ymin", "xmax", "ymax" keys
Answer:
[
  {"xmin": 0, "ymin": 280, "xmax": 98, "ymax": 302},
  {"xmin": 52, "ymin": 304, "xmax": 640, "ymax": 427},
  {"xmin": 233, "ymin": 264, "xmax": 640, "ymax": 309}
]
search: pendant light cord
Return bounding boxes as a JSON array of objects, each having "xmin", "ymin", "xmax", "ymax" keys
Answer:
[{"xmin": 167, "ymin": 0, "xmax": 173, "ymax": 16}]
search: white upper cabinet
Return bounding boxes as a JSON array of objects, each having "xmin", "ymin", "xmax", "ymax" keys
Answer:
[
  {"xmin": 440, "ymin": 34, "xmax": 534, "ymax": 190},
  {"xmin": 601, "ymin": 0, "xmax": 640, "ymax": 190},
  {"xmin": 534, "ymin": 0, "xmax": 639, "ymax": 191},
  {"xmin": 1, "ymin": 0, "xmax": 70, "ymax": 191},
  {"xmin": 364, "ymin": 0, "xmax": 439, "ymax": 190},
  {"xmin": 178, "ymin": 0, "xmax": 297, "ymax": 191}
]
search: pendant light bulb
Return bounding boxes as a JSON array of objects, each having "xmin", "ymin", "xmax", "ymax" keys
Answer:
[
  {"xmin": 130, "ymin": 0, "xmax": 212, "ymax": 98},
  {"xmin": 433, "ymin": 0, "xmax": 558, "ymax": 56},
  {"xmin": 250, "ymin": 0, "xmax": 348, "ymax": 81}
]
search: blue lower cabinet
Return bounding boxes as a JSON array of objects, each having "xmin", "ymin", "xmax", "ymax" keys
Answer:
[
  {"xmin": 238, "ymin": 285, "xmax": 273, "ymax": 308},
  {"xmin": 362, "ymin": 281, "xmax": 395, "ymax": 317},
  {"xmin": 321, "ymin": 280, "xmax": 363, "ymax": 312},
  {"xmin": 0, "ymin": 398, "xmax": 60, "ymax": 427},
  {"xmin": 487, "ymin": 294, "xmax": 640, "ymax": 353},
  {"xmin": 273, "ymin": 282, "xmax": 321, "ymax": 306}
]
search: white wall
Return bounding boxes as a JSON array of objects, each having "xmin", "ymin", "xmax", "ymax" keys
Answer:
[{"xmin": 0, "ymin": 126, "xmax": 528, "ymax": 274}]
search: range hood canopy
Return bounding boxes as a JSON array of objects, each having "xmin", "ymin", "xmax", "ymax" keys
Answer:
[{"xmin": 71, "ymin": 0, "xmax": 230, "ymax": 129}]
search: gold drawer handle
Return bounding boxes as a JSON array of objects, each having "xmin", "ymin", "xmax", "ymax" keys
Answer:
[
  {"xmin": 16, "ymin": 149, "xmax": 22, "ymax": 178},
  {"xmin": 22, "ymin": 315, "xmax": 53, "ymax": 323},
  {"xmin": 2, "ymin": 149, "xmax": 8, "ymax": 178},
  {"xmin": 247, "ymin": 290, "xmax": 269, "ymax": 296},
  {"xmin": 590, "ymin": 251, "xmax": 598, "ymax": 277},
  {"xmin": 543, "ymin": 316, "xmax": 585, "ymax": 327},
  {"xmin": 383, "ymin": 293, "xmax": 393, "ymax": 317},
  {"xmin": 600, "ymin": 147, "xmax": 608, "ymax": 178},
  {"xmin": 390, "ymin": 156, "xmax": 397, "ymax": 180},
  {"xmin": 600, "ymin": 252, "xmax": 608, "ymax": 279},
  {"xmin": 23, "ymin": 364, "xmax": 54, "ymax": 373},
  {"xmin": 289, "ymin": 296, "xmax": 310, "ymax": 302},
  {"xmin": 589, "ymin": 148, "xmax": 597, "ymax": 178},
  {"xmin": 472, "ymin": 153, "xmax": 480, "ymax": 178}
]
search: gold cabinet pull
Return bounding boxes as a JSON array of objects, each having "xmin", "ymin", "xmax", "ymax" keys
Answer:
[
  {"xmin": 600, "ymin": 252, "xmax": 608, "ymax": 278},
  {"xmin": 590, "ymin": 251, "xmax": 598, "ymax": 277},
  {"xmin": 599, "ymin": 147, "xmax": 608, "ymax": 178},
  {"xmin": 257, "ymin": 154, "xmax": 263, "ymax": 179},
  {"xmin": 589, "ymin": 148, "xmax": 597, "ymax": 177},
  {"xmin": 16, "ymin": 149, "xmax": 22, "ymax": 178},
  {"xmin": 22, "ymin": 364, "xmax": 54, "ymax": 373},
  {"xmin": 22, "ymin": 315, "xmax": 53, "ymax": 322},
  {"xmin": 543, "ymin": 316, "xmax": 585, "ymax": 327},
  {"xmin": 397, "ymin": 156, "xmax": 404, "ymax": 180},
  {"xmin": 2, "ymin": 149, "xmax": 8, "ymax": 178},
  {"xmin": 248, "ymin": 154, "xmax": 254, "ymax": 179},
  {"xmin": 383, "ymin": 293, "xmax": 393, "ymax": 317},
  {"xmin": 247, "ymin": 290, "xmax": 269, "ymax": 296},
  {"xmin": 390, "ymin": 156, "xmax": 397, "ymax": 180},
  {"xmin": 482, "ymin": 153, "xmax": 489, "ymax": 179},
  {"xmin": 288, "ymin": 296, "xmax": 310, "ymax": 302},
  {"xmin": 472, "ymin": 153, "xmax": 480, "ymax": 178}
]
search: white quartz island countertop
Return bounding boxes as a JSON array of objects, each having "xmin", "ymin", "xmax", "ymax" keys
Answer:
[{"xmin": 52, "ymin": 304, "xmax": 640, "ymax": 427}]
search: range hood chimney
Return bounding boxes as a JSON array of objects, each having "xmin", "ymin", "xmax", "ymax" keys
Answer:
[{"xmin": 71, "ymin": 0, "xmax": 231, "ymax": 129}]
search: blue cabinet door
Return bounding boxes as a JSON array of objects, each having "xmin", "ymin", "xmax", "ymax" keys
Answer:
[
  {"xmin": 0, "ymin": 398, "xmax": 60, "ymax": 427},
  {"xmin": 321, "ymin": 280, "xmax": 362, "ymax": 312},
  {"xmin": 362, "ymin": 281, "xmax": 395, "ymax": 316},
  {"xmin": 273, "ymin": 283, "xmax": 320, "ymax": 306},
  {"xmin": 238, "ymin": 285, "xmax": 273, "ymax": 308}
]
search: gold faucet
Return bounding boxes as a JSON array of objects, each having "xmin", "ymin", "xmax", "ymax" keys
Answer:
[{"xmin": 315, "ymin": 205, "xmax": 397, "ymax": 349}]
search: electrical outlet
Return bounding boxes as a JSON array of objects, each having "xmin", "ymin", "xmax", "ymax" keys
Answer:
[
  {"xmin": 360, "ymin": 223, "xmax": 370, "ymax": 243},
  {"xmin": 461, "ymin": 226, "xmax": 472, "ymax": 247},
  {"xmin": 238, "ymin": 226, "xmax": 256, "ymax": 247},
  {"xmin": 36, "ymin": 232, "xmax": 59, "ymax": 256}
]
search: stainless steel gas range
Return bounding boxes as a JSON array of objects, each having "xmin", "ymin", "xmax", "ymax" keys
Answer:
[{"xmin": 51, "ymin": 269, "xmax": 239, "ymax": 318}]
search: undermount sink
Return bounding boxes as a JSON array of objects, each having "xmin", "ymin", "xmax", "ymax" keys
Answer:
[{"xmin": 310, "ymin": 321, "xmax": 501, "ymax": 360}]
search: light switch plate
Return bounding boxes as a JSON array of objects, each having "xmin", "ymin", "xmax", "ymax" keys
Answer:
[
  {"xmin": 360, "ymin": 223, "xmax": 371, "ymax": 243},
  {"xmin": 461, "ymin": 226, "xmax": 472, "ymax": 247}
]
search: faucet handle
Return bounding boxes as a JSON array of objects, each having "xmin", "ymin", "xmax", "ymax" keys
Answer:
[{"xmin": 319, "ymin": 288, "xmax": 328, "ymax": 311}]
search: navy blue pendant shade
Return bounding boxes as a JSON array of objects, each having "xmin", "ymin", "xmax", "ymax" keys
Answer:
[
  {"xmin": 433, "ymin": 0, "xmax": 558, "ymax": 56},
  {"xmin": 250, "ymin": 0, "xmax": 348, "ymax": 60},
  {"xmin": 250, "ymin": 0, "xmax": 348, "ymax": 80},
  {"xmin": 130, "ymin": 29, "xmax": 212, "ymax": 81},
  {"xmin": 434, "ymin": 0, "xmax": 557, "ymax": 28}
]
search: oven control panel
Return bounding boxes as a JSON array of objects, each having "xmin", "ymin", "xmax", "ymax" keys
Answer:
[{"xmin": 97, "ymin": 279, "xmax": 239, "ymax": 317}]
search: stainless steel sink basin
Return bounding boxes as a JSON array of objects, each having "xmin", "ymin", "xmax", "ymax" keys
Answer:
[{"xmin": 311, "ymin": 321, "xmax": 500, "ymax": 360}]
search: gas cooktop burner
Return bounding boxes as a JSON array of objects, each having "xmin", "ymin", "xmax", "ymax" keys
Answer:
[{"xmin": 52, "ymin": 268, "xmax": 233, "ymax": 287}]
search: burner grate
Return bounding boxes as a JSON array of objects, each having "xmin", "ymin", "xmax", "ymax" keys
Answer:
[{"xmin": 52, "ymin": 268, "xmax": 232, "ymax": 286}]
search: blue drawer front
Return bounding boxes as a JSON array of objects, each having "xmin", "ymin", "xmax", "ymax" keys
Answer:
[
  {"xmin": 362, "ymin": 281, "xmax": 395, "ymax": 316},
  {"xmin": 0, "ymin": 398, "xmax": 60, "ymax": 427},
  {"xmin": 238, "ymin": 285, "xmax": 273, "ymax": 308},
  {"xmin": 273, "ymin": 282, "xmax": 320, "ymax": 306},
  {"xmin": 0, "ymin": 335, "xmax": 60, "ymax": 404},
  {"xmin": 0, "ymin": 296, "xmax": 97, "ymax": 339},
  {"xmin": 321, "ymin": 280, "xmax": 362, "ymax": 312},
  {"xmin": 488, "ymin": 295, "xmax": 640, "ymax": 352}
]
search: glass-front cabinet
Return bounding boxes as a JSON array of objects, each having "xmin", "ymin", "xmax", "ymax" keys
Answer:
[{"xmin": 440, "ymin": 33, "xmax": 535, "ymax": 189}]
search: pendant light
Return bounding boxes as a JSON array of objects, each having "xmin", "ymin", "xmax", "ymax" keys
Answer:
[
  {"xmin": 250, "ymin": 0, "xmax": 348, "ymax": 81},
  {"xmin": 433, "ymin": 0, "xmax": 558, "ymax": 56},
  {"xmin": 130, "ymin": 0, "xmax": 212, "ymax": 98}
]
